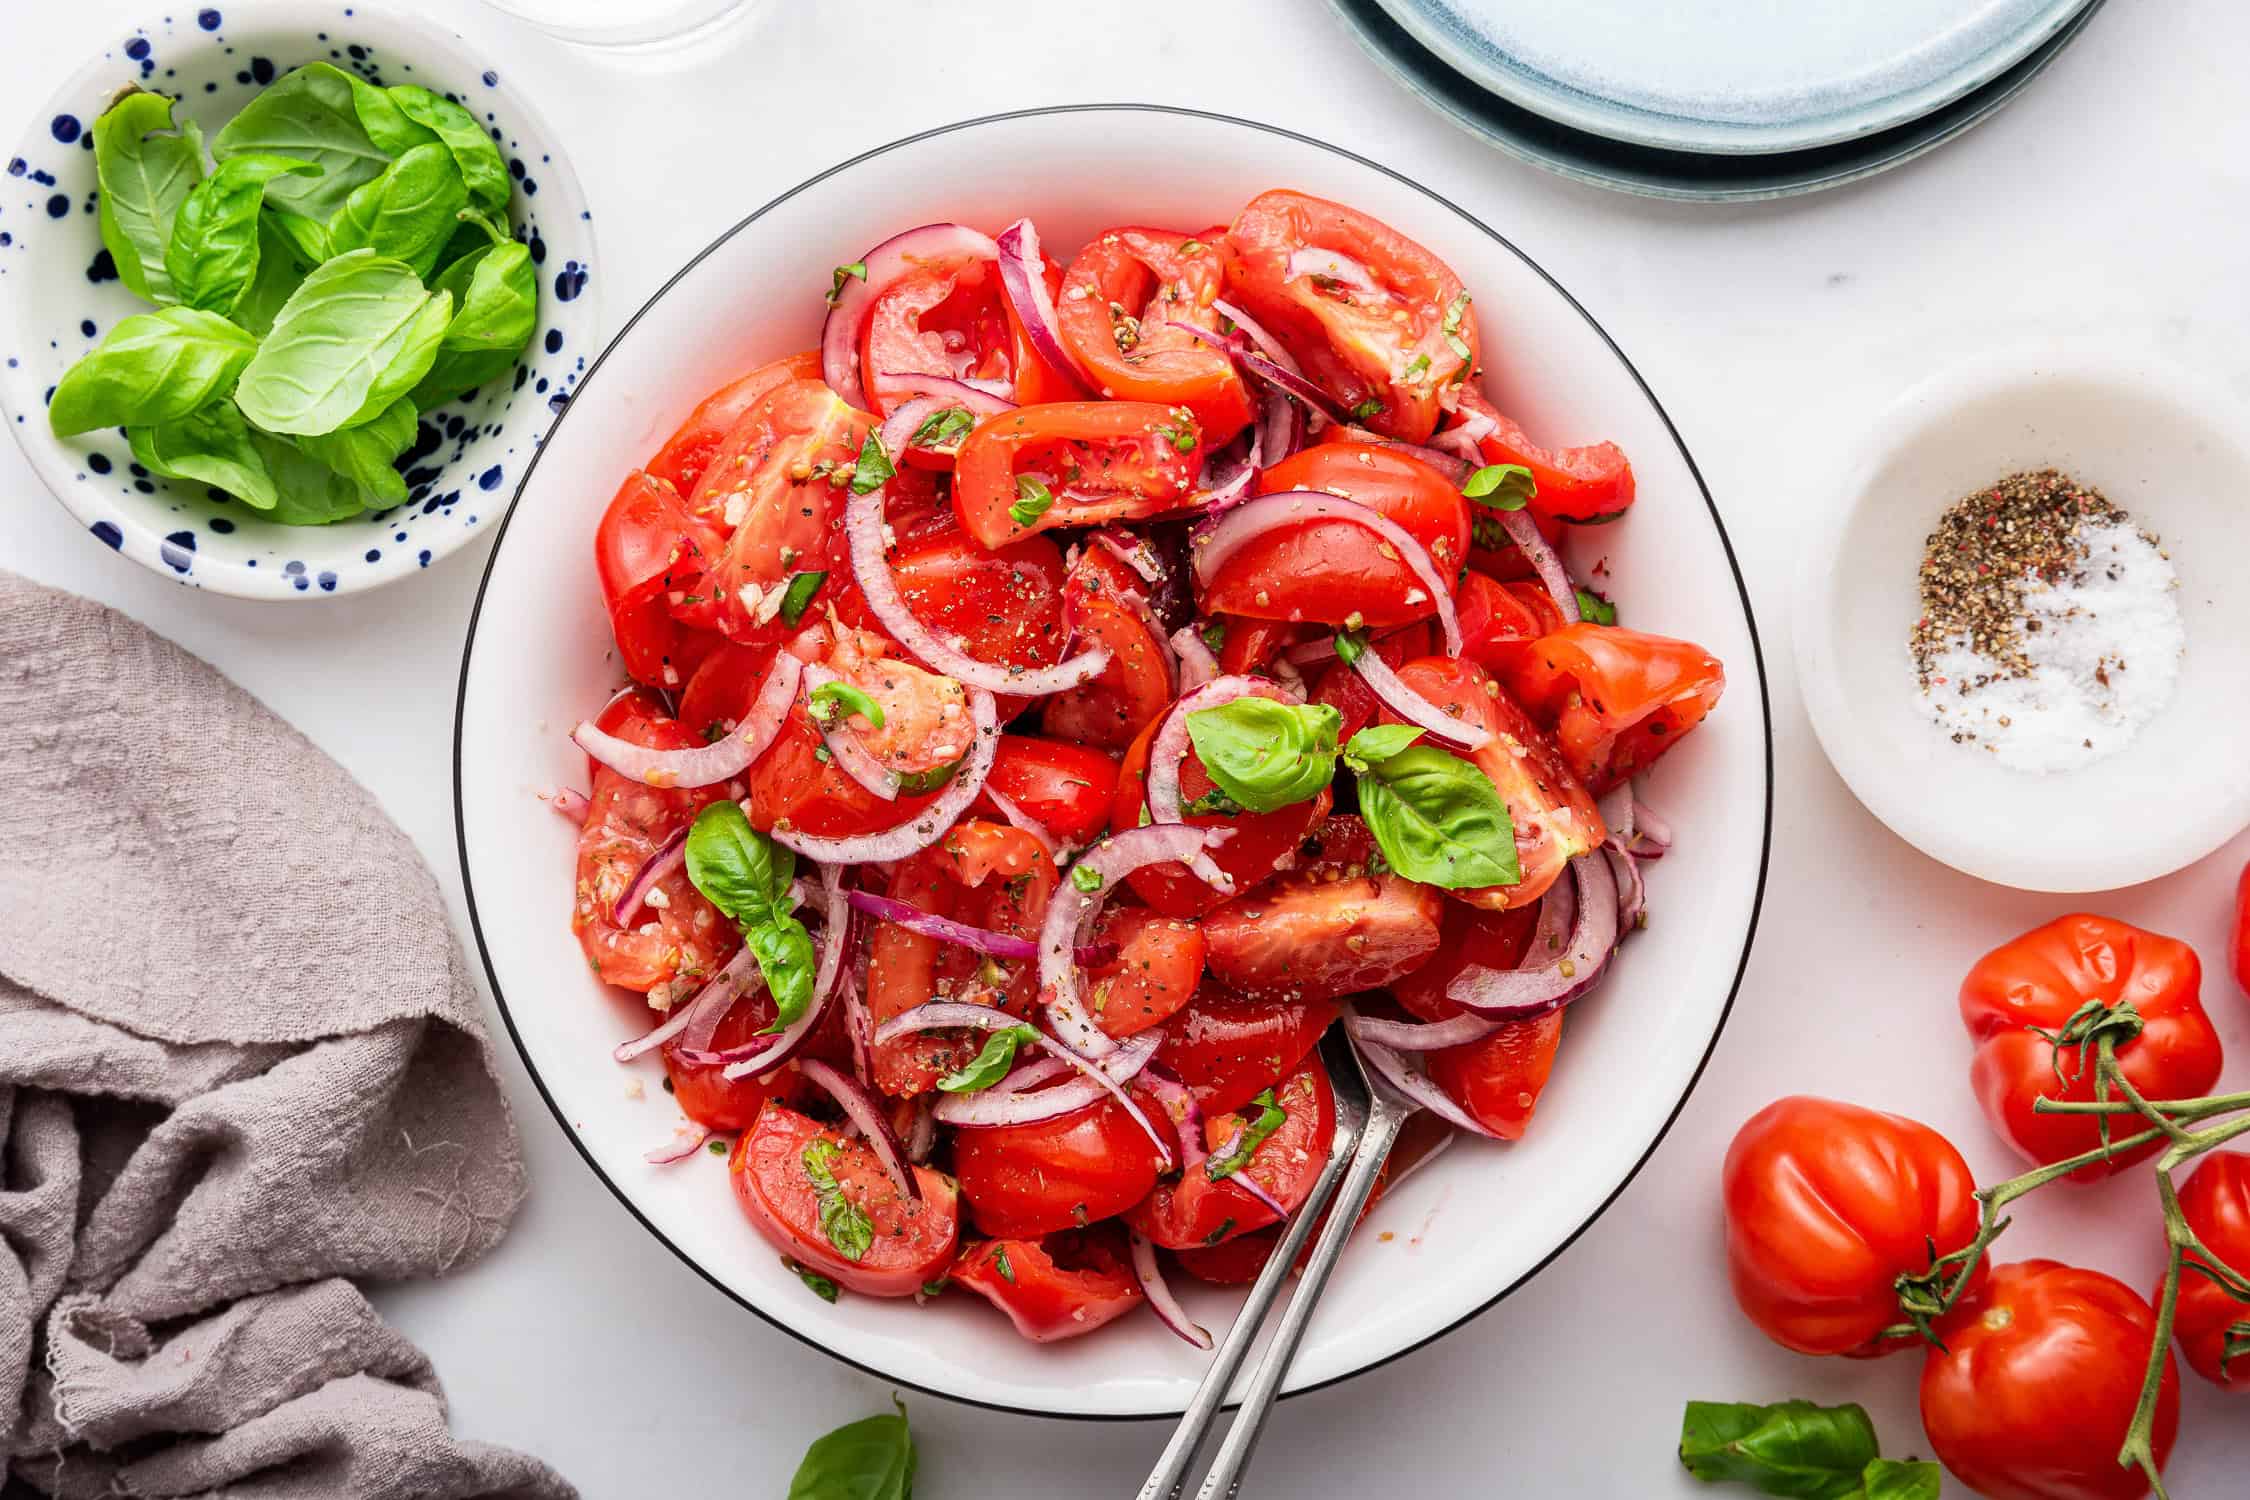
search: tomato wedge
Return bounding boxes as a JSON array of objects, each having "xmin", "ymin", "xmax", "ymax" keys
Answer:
[
  {"xmin": 1201, "ymin": 815, "xmax": 1444, "ymax": 1003},
  {"xmin": 1085, "ymin": 904, "xmax": 1208, "ymax": 1039},
  {"xmin": 1455, "ymin": 386, "xmax": 1634, "ymax": 526},
  {"xmin": 644, "ymin": 350, "xmax": 820, "ymax": 495},
  {"xmin": 953, "ymin": 401, "xmax": 1204, "ymax": 550},
  {"xmin": 952, "ymin": 1093, "xmax": 1166, "ymax": 1239},
  {"xmin": 1309, "ymin": 621, "xmax": 1435, "ymax": 742},
  {"xmin": 973, "ymin": 735, "xmax": 1121, "ymax": 848},
  {"xmin": 1111, "ymin": 713, "xmax": 1332, "ymax": 919},
  {"xmin": 731, "ymin": 1105, "xmax": 958, "ymax": 1297},
  {"xmin": 1155, "ymin": 980, "xmax": 1336, "ymax": 1115},
  {"xmin": 1455, "ymin": 570, "xmax": 1567, "ymax": 680},
  {"xmin": 1041, "ymin": 593, "xmax": 1174, "ymax": 750},
  {"xmin": 664, "ymin": 992, "xmax": 828, "ymax": 1131},
  {"xmin": 951, "ymin": 1227, "xmax": 1144, "ymax": 1342},
  {"xmin": 592, "ymin": 470, "xmax": 727, "ymax": 689},
  {"xmin": 1128, "ymin": 1054, "xmax": 1336, "ymax": 1250},
  {"xmin": 860, "ymin": 259, "xmax": 1012, "ymax": 417},
  {"xmin": 1496, "ymin": 623, "xmax": 1726, "ymax": 794},
  {"xmin": 1058, "ymin": 226, "xmax": 1253, "ymax": 443}
]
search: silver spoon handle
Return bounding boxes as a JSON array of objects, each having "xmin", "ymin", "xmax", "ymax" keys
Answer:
[
  {"xmin": 1191, "ymin": 1105, "xmax": 1407, "ymax": 1500},
  {"xmin": 1133, "ymin": 1118, "xmax": 1364, "ymax": 1500}
]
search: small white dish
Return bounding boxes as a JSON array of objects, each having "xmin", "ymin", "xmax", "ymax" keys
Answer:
[
  {"xmin": 456, "ymin": 106, "xmax": 1772, "ymax": 1417},
  {"xmin": 1796, "ymin": 344, "xmax": 2250, "ymax": 892},
  {"xmin": 0, "ymin": 2, "xmax": 600, "ymax": 598}
]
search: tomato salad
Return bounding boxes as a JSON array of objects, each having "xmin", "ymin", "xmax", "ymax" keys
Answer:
[{"xmin": 557, "ymin": 190, "xmax": 1726, "ymax": 1347}]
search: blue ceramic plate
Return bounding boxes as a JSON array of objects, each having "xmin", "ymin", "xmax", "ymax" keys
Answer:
[
  {"xmin": 1331, "ymin": 0, "xmax": 2105, "ymax": 202},
  {"xmin": 1373, "ymin": 0, "xmax": 2095, "ymax": 155}
]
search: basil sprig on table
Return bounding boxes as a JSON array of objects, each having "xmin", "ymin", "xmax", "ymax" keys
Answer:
[
  {"xmin": 1176, "ymin": 701, "xmax": 1522, "ymax": 890},
  {"xmin": 787, "ymin": 1399, "xmax": 916, "ymax": 1500},
  {"xmin": 682, "ymin": 802, "xmax": 817, "ymax": 1031},
  {"xmin": 1679, "ymin": 1400, "xmax": 1939, "ymax": 1500},
  {"xmin": 50, "ymin": 64, "xmax": 539, "ymax": 526}
]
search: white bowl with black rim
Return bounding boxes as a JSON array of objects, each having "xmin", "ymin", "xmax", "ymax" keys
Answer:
[
  {"xmin": 454, "ymin": 106, "xmax": 1772, "ymax": 1417},
  {"xmin": 0, "ymin": 2, "xmax": 599, "ymax": 598}
]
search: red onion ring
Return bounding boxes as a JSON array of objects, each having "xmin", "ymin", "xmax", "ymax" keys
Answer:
[
  {"xmin": 845, "ymin": 889, "xmax": 1111, "ymax": 967},
  {"xmin": 1238, "ymin": 351, "xmax": 1350, "ymax": 428},
  {"xmin": 1596, "ymin": 783, "xmax": 1635, "ymax": 845},
  {"xmin": 643, "ymin": 1124, "xmax": 715, "ymax": 1164},
  {"xmin": 1037, "ymin": 825, "xmax": 1230, "ymax": 1062},
  {"xmin": 1360, "ymin": 437, "xmax": 1472, "ymax": 488},
  {"xmin": 995, "ymin": 218, "xmax": 1087, "ymax": 387},
  {"xmin": 903, "ymin": 1100, "xmax": 937, "ymax": 1164},
  {"xmin": 1092, "ymin": 528, "xmax": 1164, "ymax": 584},
  {"xmin": 1210, "ymin": 298, "xmax": 1302, "ymax": 379},
  {"xmin": 846, "ymin": 483, "xmax": 1110, "ymax": 696},
  {"xmin": 1343, "ymin": 1009, "xmax": 1499, "ymax": 1052},
  {"xmin": 1191, "ymin": 491, "xmax": 1463, "ymax": 656},
  {"xmin": 1170, "ymin": 626, "xmax": 1219, "ymax": 693},
  {"xmin": 1256, "ymin": 382, "xmax": 1306, "ymax": 465},
  {"xmin": 982, "ymin": 785, "xmax": 1068, "ymax": 860},
  {"xmin": 931, "ymin": 1029, "xmax": 1162, "ymax": 1128},
  {"xmin": 797, "ymin": 1058, "xmax": 918, "ymax": 1200},
  {"xmin": 1632, "ymin": 797, "xmax": 1674, "ymax": 850},
  {"xmin": 1204, "ymin": 1116, "xmax": 1293, "ymax": 1222},
  {"xmin": 876, "ymin": 395, "xmax": 971, "ymax": 467},
  {"xmin": 1285, "ymin": 246, "xmax": 1378, "ymax": 291},
  {"xmin": 1137, "ymin": 1064, "xmax": 1203, "ymax": 1168},
  {"xmin": 768, "ymin": 686, "xmax": 999, "ymax": 864},
  {"xmin": 548, "ymin": 787, "xmax": 590, "ymax": 824},
  {"xmin": 1143, "ymin": 675, "xmax": 1293, "ymax": 894},
  {"xmin": 841, "ymin": 967, "xmax": 875, "ymax": 1090},
  {"xmin": 574, "ymin": 653, "xmax": 802, "ymax": 789},
  {"xmin": 1349, "ymin": 645, "xmax": 1493, "ymax": 750},
  {"xmin": 820, "ymin": 223, "xmax": 999, "ymax": 410},
  {"xmin": 724, "ymin": 864, "xmax": 850, "ymax": 1081},
  {"xmin": 1444, "ymin": 853, "xmax": 1619, "ymax": 1019},
  {"xmin": 1349, "ymin": 1029, "xmax": 1501, "ymax": 1139},
  {"xmin": 872, "ymin": 370, "xmax": 1015, "ymax": 412},
  {"xmin": 612, "ymin": 825, "xmax": 688, "ymax": 926},
  {"xmin": 1606, "ymin": 841, "xmax": 1647, "ymax": 930},
  {"xmin": 989, "ymin": 1055, "xmax": 1072, "ymax": 1096},
  {"xmin": 800, "ymin": 663, "xmax": 900, "ymax": 802},
  {"xmin": 1131, "ymin": 1229, "xmax": 1212, "ymax": 1350},
  {"xmin": 1495, "ymin": 507, "xmax": 1583, "ymax": 623},
  {"xmin": 612, "ymin": 949, "xmax": 753, "ymax": 1063}
]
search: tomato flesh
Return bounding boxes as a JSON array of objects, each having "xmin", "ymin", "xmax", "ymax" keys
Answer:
[
  {"xmin": 731, "ymin": 1105, "xmax": 959, "ymax": 1297},
  {"xmin": 1200, "ymin": 815, "xmax": 1444, "ymax": 1003},
  {"xmin": 974, "ymin": 735, "xmax": 1121, "ymax": 849},
  {"xmin": 1086, "ymin": 905, "xmax": 1208, "ymax": 1039},
  {"xmin": 952, "ymin": 401, "xmax": 1204, "ymax": 550},
  {"xmin": 1497, "ymin": 623, "xmax": 1725, "ymax": 794},
  {"xmin": 950, "ymin": 1228, "xmax": 1142, "ymax": 1343},
  {"xmin": 644, "ymin": 350, "xmax": 820, "ymax": 495},
  {"xmin": 1058, "ymin": 226, "xmax": 1253, "ymax": 443},
  {"xmin": 952, "ymin": 1094, "xmax": 1165, "ymax": 1239},
  {"xmin": 1111, "ymin": 715, "xmax": 1331, "ymax": 920},
  {"xmin": 1155, "ymin": 981, "xmax": 1335, "ymax": 1116},
  {"xmin": 1128, "ymin": 1054, "xmax": 1336, "ymax": 1249}
]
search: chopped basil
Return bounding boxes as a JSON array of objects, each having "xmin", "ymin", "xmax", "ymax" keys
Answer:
[
  {"xmin": 1009, "ymin": 474, "xmax": 1055, "ymax": 528},
  {"xmin": 1180, "ymin": 785, "xmax": 1247, "ymax": 817},
  {"xmin": 1405, "ymin": 352, "xmax": 1430, "ymax": 380},
  {"xmin": 993, "ymin": 1245, "xmax": 1016, "ymax": 1284},
  {"xmin": 1441, "ymin": 291, "xmax": 1473, "ymax": 362},
  {"xmin": 808, "ymin": 678, "xmax": 885, "ymax": 731},
  {"xmin": 683, "ymin": 803, "xmax": 817, "ymax": 1031},
  {"xmin": 1333, "ymin": 631, "xmax": 1367, "ymax": 666},
  {"xmin": 801, "ymin": 1137, "xmax": 874, "ymax": 1263},
  {"xmin": 1179, "ymin": 238, "xmax": 1206, "ymax": 255},
  {"xmin": 1355, "ymin": 743, "xmax": 1521, "ymax": 889},
  {"xmin": 1464, "ymin": 463, "xmax": 1536, "ymax": 511},
  {"xmin": 1200, "ymin": 619, "xmax": 1227, "ymax": 653},
  {"xmin": 937, "ymin": 1025, "xmax": 1038, "ymax": 1093},
  {"xmin": 1342, "ymin": 723, "xmax": 1424, "ymax": 774},
  {"xmin": 785, "ymin": 1257, "xmax": 840, "ymax": 1303},
  {"xmin": 1206, "ymin": 1088, "xmax": 1286, "ymax": 1181},
  {"xmin": 826, "ymin": 260, "xmax": 867, "ymax": 305},
  {"xmin": 706, "ymin": 1137, "xmax": 728, "ymax": 1155},
  {"xmin": 779, "ymin": 569, "xmax": 826, "ymax": 626},
  {"xmin": 919, "ymin": 1277, "xmax": 949, "ymax": 1297},
  {"xmin": 849, "ymin": 430, "xmax": 894, "ymax": 495},
  {"xmin": 1201, "ymin": 1217, "xmax": 1237, "ymax": 1247},
  {"xmin": 1184, "ymin": 698, "xmax": 1341, "ymax": 814},
  {"xmin": 1576, "ymin": 588, "xmax": 1618, "ymax": 625},
  {"xmin": 1153, "ymin": 415, "xmax": 1197, "ymax": 453},
  {"xmin": 1348, "ymin": 396, "xmax": 1385, "ymax": 421},
  {"xmin": 893, "ymin": 757, "xmax": 962, "ymax": 796},
  {"xmin": 909, "ymin": 405, "xmax": 975, "ymax": 450},
  {"xmin": 1070, "ymin": 864, "xmax": 1104, "ymax": 893}
]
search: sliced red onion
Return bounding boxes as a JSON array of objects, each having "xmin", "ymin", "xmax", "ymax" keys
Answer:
[
  {"xmin": 1361, "ymin": 437, "xmax": 1472, "ymax": 488},
  {"xmin": 643, "ymin": 1124, "xmax": 715, "ymax": 1165},
  {"xmin": 726, "ymin": 864, "xmax": 850, "ymax": 1081},
  {"xmin": 931, "ymin": 1030, "xmax": 1162, "ymax": 1128},
  {"xmin": 877, "ymin": 395, "xmax": 971, "ymax": 467},
  {"xmin": 1038, "ymin": 825, "xmax": 1231, "ymax": 1064},
  {"xmin": 845, "ymin": 888, "xmax": 1111, "ymax": 967},
  {"xmin": 841, "ymin": 967, "xmax": 875, "ymax": 1090},
  {"xmin": 1092, "ymin": 528, "xmax": 1163, "ymax": 583},
  {"xmin": 1350, "ymin": 1030, "xmax": 1501, "ymax": 1139},
  {"xmin": 994, "ymin": 218, "xmax": 1086, "ymax": 386},
  {"xmin": 1280, "ymin": 621, "xmax": 1418, "ymax": 669},
  {"xmin": 846, "ymin": 483, "xmax": 1110, "ymax": 696},
  {"xmin": 548, "ymin": 787, "xmax": 590, "ymax": 824},
  {"xmin": 801, "ymin": 663, "xmax": 899, "ymax": 802},
  {"xmin": 646, "ymin": 946, "xmax": 762, "ymax": 1061},
  {"xmin": 872, "ymin": 370, "xmax": 1015, "ymax": 412},
  {"xmin": 1143, "ymin": 675, "xmax": 1292, "ymax": 895},
  {"xmin": 1205, "ymin": 1116, "xmax": 1292, "ymax": 1221},
  {"xmin": 1211, "ymin": 298, "xmax": 1303, "ymax": 379},
  {"xmin": 1596, "ymin": 783, "xmax": 1636, "ymax": 845},
  {"xmin": 983, "ymin": 785, "xmax": 1067, "ymax": 860},
  {"xmin": 574, "ymin": 653, "xmax": 803, "ymax": 789},
  {"xmin": 1350, "ymin": 645, "xmax": 1493, "ymax": 750},
  {"xmin": 1238, "ymin": 352, "xmax": 1349, "ymax": 428},
  {"xmin": 797, "ymin": 1058, "xmax": 918, "ymax": 1200},
  {"xmin": 903, "ymin": 1100, "xmax": 937, "ymax": 1164},
  {"xmin": 989, "ymin": 1055, "xmax": 1072, "ymax": 1096},
  {"xmin": 1138, "ymin": 1064, "xmax": 1204, "ymax": 1168},
  {"xmin": 1131, "ymin": 1230, "xmax": 1213, "ymax": 1350},
  {"xmin": 613, "ymin": 825, "xmax": 687, "ymax": 926},
  {"xmin": 1449, "ymin": 406, "xmax": 1498, "ymax": 445},
  {"xmin": 1445, "ymin": 853, "xmax": 1619, "ymax": 1020},
  {"xmin": 1632, "ymin": 797, "xmax": 1675, "ymax": 850},
  {"xmin": 1606, "ymin": 842, "xmax": 1647, "ymax": 930},
  {"xmin": 1171, "ymin": 626, "xmax": 1219, "ymax": 693},
  {"xmin": 1495, "ymin": 507, "xmax": 1582, "ymax": 623},
  {"xmin": 1117, "ymin": 589, "xmax": 1180, "ymax": 689},
  {"xmin": 820, "ymin": 223, "xmax": 999, "ymax": 410},
  {"xmin": 770, "ymin": 687, "xmax": 1000, "ymax": 864},
  {"xmin": 1191, "ymin": 491, "xmax": 1462, "ymax": 656},
  {"xmin": 1256, "ymin": 383, "xmax": 1306, "ymax": 465},
  {"xmin": 1285, "ymin": 246, "xmax": 1378, "ymax": 291},
  {"xmin": 1343, "ymin": 1009, "xmax": 1499, "ymax": 1052}
]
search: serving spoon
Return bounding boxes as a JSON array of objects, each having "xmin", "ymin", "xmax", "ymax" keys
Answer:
[{"xmin": 1136, "ymin": 1025, "xmax": 1413, "ymax": 1499}]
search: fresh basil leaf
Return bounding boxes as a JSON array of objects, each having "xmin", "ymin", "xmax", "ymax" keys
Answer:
[
  {"xmin": 1009, "ymin": 475, "xmax": 1054, "ymax": 528},
  {"xmin": 1463, "ymin": 462, "xmax": 1535, "ymax": 511},
  {"xmin": 340, "ymin": 74, "xmax": 440, "ymax": 158},
  {"xmin": 786, "ymin": 1258, "xmax": 840, "ymax": 1304},
  {"xmin": 265, "ymin": 208, "xmax": 334, "ymax": 267},
  {"xmin": 247, "ymin": 432, "xmax": 372, "ymax": 525},
  {"xmin": 800, "ymin": 1137, "xmax": 874, "ymax": 1264},
  {"xmin": 1348, "ymin": 396, "xmax": 1384, "ymax": 421},
  {"xmin": 408, "ymin": 346, "xmax": 518, "ymax": 410},
  {"xmin": 809, "ymin": 679, "xmax": 885, "ymax": 731},
  {"xmin": 1332, "ymin": 631, "xmax": 1366, "ymax": 666},
  {"xmin": 47, "ymin": 308, "xmax": 258, "ymax": 437},
  {"xmin": 430, "ymin": 240, "xmax": 537, "ymax": 352},
  {"xmin": 296, "ymin": 397, "xmax": 416, "ymax": 505},
  {"xmin": 387, "ymin": 85, "xmax": 512, "ymax": 213},
  {"xmin": 233, "ymin": 217, "xmax": 315, "ymax": 336},
  {"xmin": 1355, "ymin": 743, "xmax": 1519, "ymax": 889},
  {"xmin": 234, "ymin": 250, "xmax": 452, "ymax": 435},
  {"xmin": 779, "ymin": 570, "xmax": 826, "ymax": 626},
  {"xmin": 683, "ymin": 801, "xmax": 792, "ymax": 925},
  {"xmin": 326, "ymin": 143, "xmax": 468, "ymax": 281},
  {"xmin": 748, "ymin": 913, "xmax": 818, "ymax": 1032},
  {"xmin": 1206, "ymin": 1088, "xmax": 1285, "ymax": 1181},
  {"xmin": 1343, "ymin": 723, "xmax": 1425, "ymax": 772},
  {"xmin": 786, "ymin": 1399, "xmax": 915, "ymax": 1500},
  {"xmin": 1184, "ymin": 698, "xmax": 1340, "ymax": 814},
  {"xmin": 826, "ymin": 261, "xmax": 868, "ymax": 305},
  {"xmin": 850, "ymin": 430, "xmax": 894, "ymax": 496},
  {"xmin": 163, "ymin": 155, "xmax": 322, "ymax": 315},
  {"xmin": 1179, "ymin": 785, "xmax": 1245, "ymax": 817},
  {"xmin": 1859, "ymin": 1460, "xmax": 1941, "ymax": 1500},
  {"xmin": 1678, "ymin": 1400, "xmax": 1881, "ymax": 1500},
  {"xmin": 938, "ymin": 1026, "xmax": 1038, "ymax": 1093},
  {"xmin": 909, "ymin": 406, "xmax": 975, "ymax": 451},
  {"xmin": 1576, "ymin": 588, "xmax": 1617, "ymax": 625},
  {"xmin": 93, "ymin": 91, "xmax": 207, "ymax": 306},
  {"xmin": 212, "ymin": 63, "xmax": 394, "ymax": 221},
  {"xmin": 1070, "ymin": 864, "xmax": 1103, "ymax": 893},
  {"xmin": 127, "ymin": 400, "xmax": 276, "ymax": 509}
]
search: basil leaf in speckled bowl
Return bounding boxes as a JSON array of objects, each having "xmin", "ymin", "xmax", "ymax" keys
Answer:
[{"xmin": 0, "ymin": 3, "xmax": 600, "ymax": 598}]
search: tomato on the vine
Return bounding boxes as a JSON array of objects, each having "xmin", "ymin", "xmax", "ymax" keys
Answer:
[{"xmin": 2168, "ymin": 1150, "xmax": 2250, "ymax": 1391}]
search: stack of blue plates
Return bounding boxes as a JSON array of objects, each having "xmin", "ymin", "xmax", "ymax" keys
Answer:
[{"xmin": 1331, "ymin": 0, "xmax": 2105, "ymax": 200}]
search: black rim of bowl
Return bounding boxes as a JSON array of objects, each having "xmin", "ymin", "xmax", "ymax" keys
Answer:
[{"xmin": 452, "ymin": 103, "xmax": 1777, "ymax": 1422}]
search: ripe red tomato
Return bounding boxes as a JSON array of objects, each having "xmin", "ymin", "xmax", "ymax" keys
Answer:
[
  {"xmin": 1722, "ymin": 1096, "xmax": 1986, "ymax": 1358},
  {"xmin": 1127, "ymin": 1055, "xmax": 1336, "ymax": 1249},
  {"xmin": 1222, "ymin": 189, "xmax": 1478, "ymax": 443},
  {"xmin": 730, "ymin": 1105, "xmax": 959, "ymax": 1297},
  {"xmin": 952, "ymin": 1093, "xmax": 1166, "ymax": 1239},
  {"xmin": 1001, "ymin": 253, "xmax": 1087, "ymax": 406},
  {"xmin": 973, "ymin": 735, "xmax": 1121, "ymax": 848},
  {"xmin": 950, "ymin": 1227, "xmax": 1142, "ymax": 1343},
  {"xmin": 859, "ymin": 260, "xmax": 1012, "ymax": 417},
  {"xmin": 1058, "ymin": 226, "xmax": 1254, "ymax": 443},
  {"xmin": 664, "ymin": 992, "xmax": 839, "ymax": 1131},
  {"xmin": 1200, "ymin": 443, "xmax": 1469, "ymax": 629},
  {"xmin": 2166, "ymin": 1151, "xmax": 2250, "ymax": 1391},
  {"xmin": 1389, "ymin": 656, "xmax": 1605, "ymax": 911},
  {"xmin": 889, "ymin": 519, "xmax": 1071, "ymax": 718},
  {"xmin": 643, "ymin": 350, "xmax": 820, "ymax": 495},
  {"xmin": 1392, "ymin": 895, "xmax": 1539, "ymax": 1022},
  {"xmin": 1215, "ymin": 616, "xmax": 1312, "ymax": 678},
  {"xmin": 1453, "ymin": 386, "xmax": 1635, "ymax": 526},
  {"xmin": 675, "ymin": 640, "xmax": 777, "ymax": 746},
  {"xmin": 1110, "ymin": 714, "xmax": 1331, "ymax": 919},
  {"xmin": 1310, "ymin": 621, "xmax": 1435, "ymax": 742},
  {"xmin": 1428, "ymin": 1012, "xmax": 1563, "ymax": 1140},
  {"xmin": 1959, "ymin": 915, "xmax": 2219, "ymax": 1181},
  {"xmin": 1454, "ymin": 571, "xmax": 1567, "ymax": 680},
  {"xmin": 1040, "ymin": 593, "xmax": 1174, "ymax": 750},
  {"xmin": 1496, "ymin": 623, "xmax": 1726, "ymax": 794},
  {"xmin": 1200, "ymin": 815, "xmax": 1444, "ymax": 1003},
  {"xmin": 2232, "ymin": 860, "xmax": 2249, "ymax": 1001},
  {"xmin": 592, "ymin": 470, "xmax": 727, "ymax": 689},
  {"xmin": 1921, "ymin": 1260, "xmax": 2178, "ymax": 1500},
  {"xmin": 1154, "ymin": 980, "xmax": 1336, "ymax": 1115},
  {"xmin": 952, "ymin": 401, "xmax": 1204, "ymax": 550},
  {"xmin": 1084, "ymin": 905, "xmax": 1207, "ymax": 1039}
]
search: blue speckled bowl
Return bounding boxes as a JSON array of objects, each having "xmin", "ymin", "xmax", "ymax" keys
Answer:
[{"xmin": 0, "ymin": 2, "xmax": 600, "ymax": 598}]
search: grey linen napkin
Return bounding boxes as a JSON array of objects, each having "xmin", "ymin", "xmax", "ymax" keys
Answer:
[{"xmin": 0, "ymin": 571, "xmax": 571, "ymax": 1500}]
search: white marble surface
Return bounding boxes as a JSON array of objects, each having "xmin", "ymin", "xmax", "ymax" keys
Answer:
[{"xmin": 5, "ymin": 0, "xmax": 2248, "ymax": 1493}]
